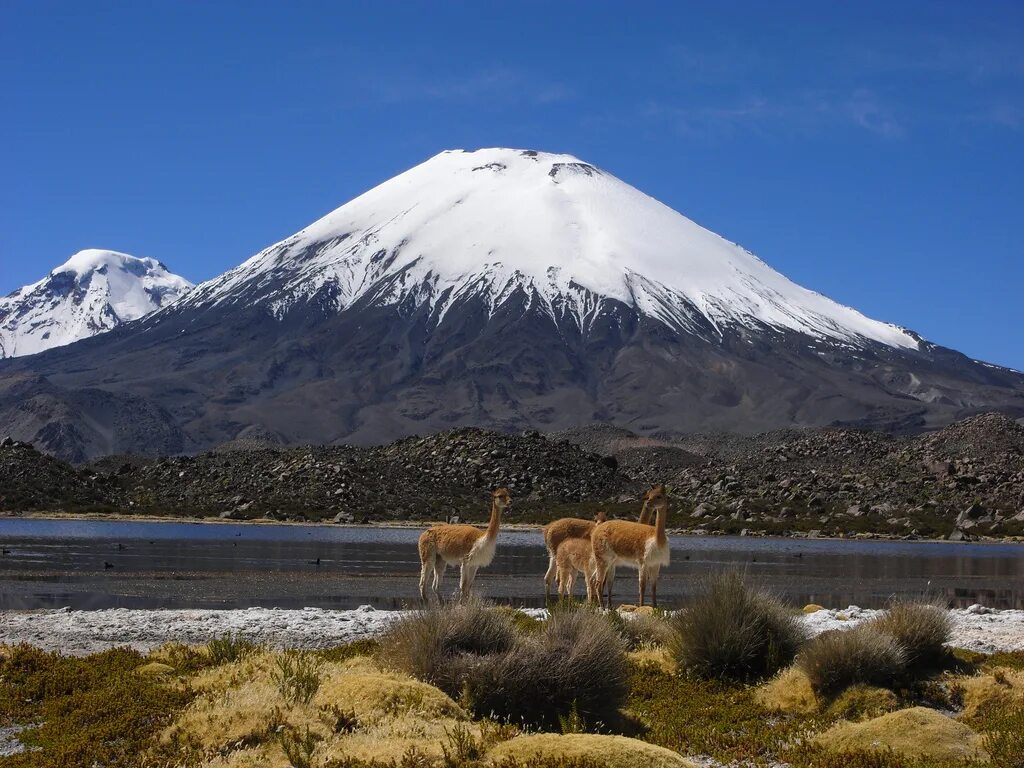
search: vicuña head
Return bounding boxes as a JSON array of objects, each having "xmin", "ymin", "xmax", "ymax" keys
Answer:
[
  {"xmin": 418, "ymin": 486, "xmax": 512, "ymax": 603},
  {"xmin": 638, "ymin": 484, "xmax": 669, "ymax": 525}
]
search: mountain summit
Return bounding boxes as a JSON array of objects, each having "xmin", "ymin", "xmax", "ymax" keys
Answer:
[
  {"xmin": 180, "ymin": 148, "xmax": 915, "ymax": 350},
  {"xmin": 0, "ymin": 249, "xmax": 193, "ymax": 359},
  {"xmin": 1, "ymin": 149, "xmax": 1021, "ymax": 460}
]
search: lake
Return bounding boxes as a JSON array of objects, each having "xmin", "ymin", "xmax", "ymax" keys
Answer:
[{"xmin": 0, "ymin": 518, "xmax": 1021, "ymax": 610}]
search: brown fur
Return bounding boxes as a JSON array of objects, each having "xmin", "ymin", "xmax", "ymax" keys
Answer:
[
  {"xmin": 418, "ymin": 488, "xmax": 511, "ymax": 602},
  {"xmin": 542, "ymin": 510, "xmax": 606, "ymax": 600},
  {"xmin": 592, "ymin": 486, "xmax": 669, "ymax": 608},
  {"xmin": 555, "ymin": 537, "xmax": 596, "ymax": 601}
]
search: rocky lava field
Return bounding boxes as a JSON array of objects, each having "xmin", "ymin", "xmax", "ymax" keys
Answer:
[{"xmin": 1, "ymin": 413, "xmax": 1023, "ymax": 540}]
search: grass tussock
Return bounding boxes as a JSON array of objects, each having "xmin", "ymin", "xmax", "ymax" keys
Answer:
[
  {"xmin": 754, "ymin": 666, "xmax": 818, "ymax": 714},
  {"xmin": 824, "ymin": 684, "xmax": 901, "ymax": 721},
  {"xmin": 960, "ymin": 667, "xmax": 1024, "ymax": 721},
  {"xmin": 382, "ymin": 602, "xmax": 628, "ymax": 731},
  {"xmin": 378, "ymin": 599, "xmax": 518, "ymax": 693},
  {"xmin": 488, "ymin": 733, "xmax": 696, "ymax": 768},
  {"xmin": 868, "ymin": 601, "xmax": 953, "ymax": 672},
  {"xmin": 669, "ymin": 572, "xmax": 806, "ymax": 682},
  {"xmin": 798, "ymin": 625, "xmax": 907, "ymax": 696},
  {"xmin": 609, "ymin": 610, "xmax": 677, "ymax": 651},
  {"xmin": 813, "ymin": 706, "xmax": 989, "ymax": 763}
]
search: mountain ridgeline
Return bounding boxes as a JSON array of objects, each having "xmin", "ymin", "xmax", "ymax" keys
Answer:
[{"xmin": 1, "ymin": 148, "xmax": 1022, "ymax": 461}]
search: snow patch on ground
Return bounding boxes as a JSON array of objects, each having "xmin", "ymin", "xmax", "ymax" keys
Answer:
[{"xmin": 0, "ymin": 605, "xmax": 1020, "ymax": 656}]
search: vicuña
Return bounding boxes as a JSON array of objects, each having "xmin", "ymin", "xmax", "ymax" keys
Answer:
[
  {"xmin": 417, "ymin": 487, "xmax": 511, "ymax": 602},
  {"xmin": 591, "ymin": 485, "xmax": 670, "ymax": 608}
]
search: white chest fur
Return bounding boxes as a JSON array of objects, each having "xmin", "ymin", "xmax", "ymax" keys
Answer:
[
  {"xmin": 644, "ymin": 537, "xmax": 671, "ymax": 568},
  {"xmin": 468, "ymin": 534, "xmax": 498, "ymax": 567}
]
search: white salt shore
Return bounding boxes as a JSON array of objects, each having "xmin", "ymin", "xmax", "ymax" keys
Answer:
[{"xmin": 0, "ymin": 605, "xmax": 1021, "ymax": 656}]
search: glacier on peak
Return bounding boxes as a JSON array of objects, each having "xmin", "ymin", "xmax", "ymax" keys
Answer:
[{"xmin": 175, "ymin": 148, "xmax": 918, "ymax": 350}]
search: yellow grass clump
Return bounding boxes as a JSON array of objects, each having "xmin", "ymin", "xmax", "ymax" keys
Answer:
[
  {"xmin": 824, "ymin": 684, "xmax": 900, "ymax": 721},
  {"xmin": 958, "ymin": 666, "xmax": 1024, "ymax": 721},
  {"xmin": 754, "ymin": 666, "xmax": 818, "ymax": 715},
  {"xmin": 313, "ymin": 661, "xmax": 467, "ymax": 722},
  {"xmin": 135, "ymin": 661, "xmax": 176, "ymax": 678},
  {"xmin": 628, "ymin": 647, "xmax": 677, "ymax": 675},
  {"xmin": 814, "ymin": 706, "xmax": 990, "ymax": 762},
  {"xmin": 157, "ymin": 649, "xmax": 477, "ymax": 767},
  {"xmin": 802, "ymin": 604, "xmax": 825, "ymax": 614},
  {"xmin": 487, "ymin": 733, "xmax": 698, "ymax": 768}
]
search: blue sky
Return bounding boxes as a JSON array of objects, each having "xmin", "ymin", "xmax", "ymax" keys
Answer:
[{"xmin": 2, "ymin": 1, "xmax": 1021, "ymax": 369}]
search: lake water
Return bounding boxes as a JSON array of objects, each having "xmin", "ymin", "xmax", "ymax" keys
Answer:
[{"xmin": 1, "ymin": 518, "xmax": 1021, "ymax": 610}]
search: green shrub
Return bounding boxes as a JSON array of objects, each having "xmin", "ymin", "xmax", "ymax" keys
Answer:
[
  {"xmin": 669, "ymin": 572, "xmax": 806, "ymax": 681},
  {"xmin": 0, "ymin": 644, "xmax": 192, "ymax": 768},
  {"xmin": 206, "ymin": 633, "xmax": 259, "ymax": 665},
  {"xmin": 979, "ymin": 703, "xmax": 1024, "ymax": 768},
  {"xmin": 798, "ymin": 625, "xmax": 907, "ymax": 696},
  {"xmin": 272, "ymin": 650, "xmax": 324, "ymax": 705},
  {"xmin": 868, "ymin": 601, "xmax": 952, "ymax": 672},
  {"xmin": 280, "ymin": 724, "xmax": 322, "ymax": 768}
]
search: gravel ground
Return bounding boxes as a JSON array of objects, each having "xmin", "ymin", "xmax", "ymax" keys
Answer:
[{"xmin": 0, "ymin": 605, "xmax": 1020, "ymax": 656}]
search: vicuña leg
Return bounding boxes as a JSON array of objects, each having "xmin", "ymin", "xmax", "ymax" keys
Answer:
[{"xmin": 544, "ymin": 553, "xmax": 557, "ymax": 600}]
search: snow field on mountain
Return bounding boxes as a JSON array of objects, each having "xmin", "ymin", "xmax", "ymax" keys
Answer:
[
  {"xmin": 178, "ymin": 148, "xmax": 917, "ymax": 349},
  {"xmin": 0, "ymin": 249, "xmax": 192, "ymax": 358}
]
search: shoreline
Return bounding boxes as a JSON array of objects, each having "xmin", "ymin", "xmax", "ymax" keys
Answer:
[
  {"xmin": 1, "ymin": 604, "xmax": 1021, "ymax": 656},
  {"xmin": 1, "ymin": 510, "xmax": 1021, "ymax": 545}
]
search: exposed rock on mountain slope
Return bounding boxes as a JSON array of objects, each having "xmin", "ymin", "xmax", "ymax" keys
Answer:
[
  {"xmin": 0, "ymin": 249, "xmax": 192, "ymax": 359},
  {"xmin": 0, "ymin": 150, "xmax": 1021, "ymax": 460}
]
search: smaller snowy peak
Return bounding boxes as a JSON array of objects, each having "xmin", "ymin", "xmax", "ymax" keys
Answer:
[{"xmin": 0, "ymin": 249, "xmax": 193, "ymax": 359}]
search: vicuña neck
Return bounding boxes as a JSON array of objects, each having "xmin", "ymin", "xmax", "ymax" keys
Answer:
[
  {"xmin": 654, "ymin": 504, "xmax": 668, "ymax": 546},
  {"xmin": 485, "ymin": 502, "xmax": 502, "ymax": 539}
]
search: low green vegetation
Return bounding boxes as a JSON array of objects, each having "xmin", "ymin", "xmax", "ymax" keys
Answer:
[{"xmin": 3, "ymin": 586, "xmax": 1021, "ymax": 767}]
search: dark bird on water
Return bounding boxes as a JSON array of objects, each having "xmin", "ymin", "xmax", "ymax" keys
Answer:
[{"xmin": 103, "ymin": 561, "xmax": 114, "ymax": 569}]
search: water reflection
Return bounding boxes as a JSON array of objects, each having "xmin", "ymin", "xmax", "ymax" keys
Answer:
[{"xmin": 1, "ymin": 519, "xmax": 1021, "ymax": 610}]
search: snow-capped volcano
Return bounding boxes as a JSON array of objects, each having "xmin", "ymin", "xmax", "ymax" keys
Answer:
[
  {"xmin": 180, "ymin": 148, "xmax": 916, "ymax": 350},
  {"xmin": 1, "ymin": 149, "xmax": 1021, "ymax": 462},
  {"xmin": 0, "ymin": 249, "xmax": 193, "ymax": 358}
]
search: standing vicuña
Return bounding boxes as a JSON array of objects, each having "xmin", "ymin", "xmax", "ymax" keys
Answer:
[
  {"xmin": 591, "ymin": 485, "xmax": 670, "ymax": 608},
  {"xmin": 418, "ymin": 488, "xmax": 511, "ymax": 603},
  {"xmin": 542, "ymin": 509, "xmax": 606, "ymax": 600},
  {"xmin": 555, "ymin": 537, "xmax": 597, "ymax": 601}
]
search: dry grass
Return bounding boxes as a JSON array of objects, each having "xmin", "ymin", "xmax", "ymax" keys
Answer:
[
  {"xmin": 868, "ymin": 601, "xmax": 952, "ymax": 672},
  {"xmin": 612, "ymin": 611, "xmax": 677, "ymax": 651},
  {"xmin": 487, "ymin": 733, "xmax": 698, "ymax": 768},
  {"xmin": 461, "ymin": 607, "xmax": 629, "ymax": 730},
  {"xmin": 378, "ymin": 599, "xmax": 517, "ymax": 694},
  {"xmin": 627, "ymin": 647, "xmax": 677, "ymax": 675},
  {"xmin": 814, "ymin": 706, "xmax": 990, "ymax": 762},
  {"xmin": 155, "ymin": 649, "xmax": 478, "ymax": 767},
  {"xmin": 754, "ymin": 666, "xmax": 818, "ymax": 715},
  {"xmin": 669, "ymin": 572, "xmax": 806, "ymax": 682},
  {"xmin": 824, "ymin": 684, "xmax": 901, "ymax": 721},
  {"xmin": 797, "ymin": 625, "xmax": 907, "ymax": 696},
  {"xmin": 959, "ymin": 667, "xmax": 1024, "ymax": 722}
]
